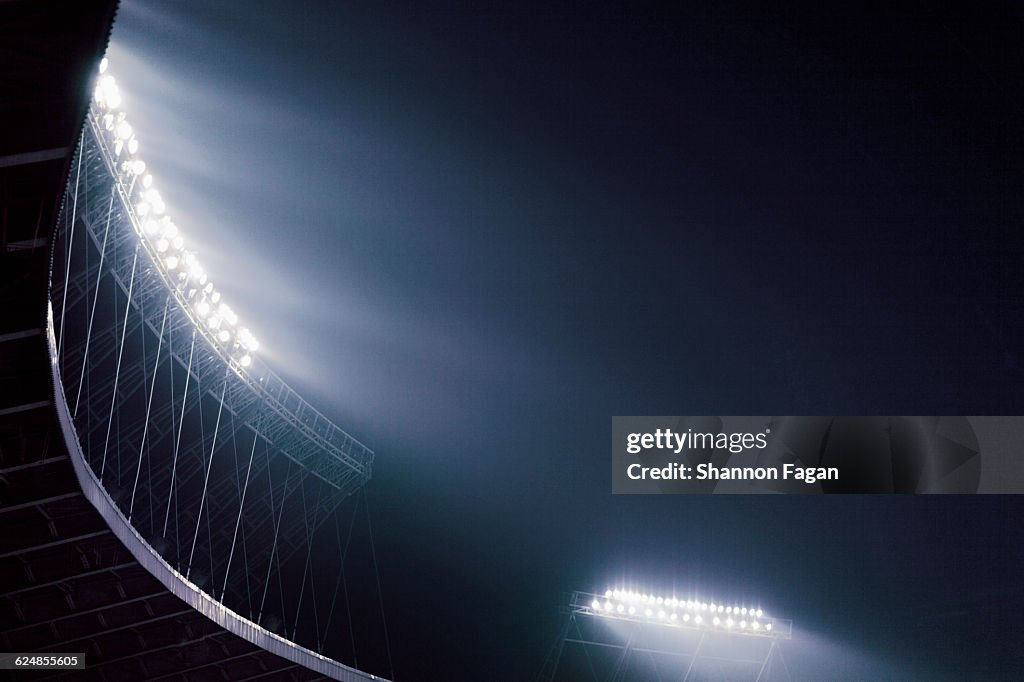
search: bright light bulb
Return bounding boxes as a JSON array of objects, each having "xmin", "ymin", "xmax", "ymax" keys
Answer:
[
  {"xmin": 207, "ymin": 315, "xmax": 221, "ymax": 329},
  {"xmin": 657, "ymin": 610, "xmax": 665, "ymax": 619},
  {"xmin": 211, "ymin": 291, "xmax": 221, "ymax": 303},
  {"xmin": 128, "ymin": 138, "xmax": 138, "ymax": 155},
  {"xmin": 644, "ymin": 608, "xmax": 652, "ymax": 617},
  {"xmin": 197, "ymin": 301, "xmax": 210, "ymax": 316},
  {"xmin": 238, "ymin": 329, "xmax": 259, "ymax": 352},
  {"xmin": 143, "ymin": 174, "xmax": 153, "ymax": 188},
  {"xmin": 741, "ymin": 608, "xmax": 748, "ymax": 615},
  {"xmin": 218, "ymin": 329, "xmax": 231, "ymax": 342},
  {"xmin": 145, "ymin": 189, "xmax": 165, "ymax": 214},
  {"xmin": 240, "ymin": 354, "xmax": 252, "ymax": 368},
  {"xmin": 756, "ymin": 609, "xmax": 763, "ymax": 618},
  {"xmin": 713, "ymin": 617, "xmax": 720, "ymax": 626},
  {"xmin": 740, "ymin": 621, "xmax": 747, "ymax": 628},
  {"xmin": 682, "ymin": 613, "xmax": 689, "ymax": 622},
  {"xmin": 99, "ymin": 75, "xmax": 120, "ymax": 108},
  {"xmin": 726, "ymin": 618, "xmax": 734, "ymax": 628},
  {"xmin": 219, "ymin": 304, "xmax": 237, "ymax": 325},
  {"xmin": 165, "ymin": 256, "xmax": 178, "ymax": 270},
  {"xmin": 131, "ymin": 159, "xmax": 145, "ymax": 175},
  {"xmin": 752, "ymin": 621, "xmax": 760, "ymax": 630},
  {"xmin": 99, "ymin": 57, "xmax": 108, "ymax": 74},
  {"xmin": 605, "ymin": 590, "xmax": 612, "ymax": 598},
  {"xmin": 155, "ymin": 238, "xmax": 168, "ymax": 253},
  {"xmin": 616, "ymin": 604, "xmax": 624, "ymax": 614},
  {"xmin": 604, "ymin": 601, "xmax": 612, "ymax": 610},
  {"xmin": 694, "ymin": 615, "xmax": 702, "ymax": 624},
  {"xmin": 766, "ymin": 623, "xmax": 772, "ymax": 631},
  {"xmin": 136, "ymin": 201, "xmax": 150, "ymax": 217},
  {"xmin": 591, "ymin": 599, "xmax": 601, "ymax": 610},
  {"xmin": 116, "ymin": 120, "xmax": 132, "ymax": 140},
  {"xmin": 717, "ymin": 605, "xmax": 724, "ymax": 613}
]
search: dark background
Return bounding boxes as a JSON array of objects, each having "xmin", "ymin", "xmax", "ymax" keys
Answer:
[{"xmin": 107, "ymin": 1, "xmax": 1024, "ymax": 679}]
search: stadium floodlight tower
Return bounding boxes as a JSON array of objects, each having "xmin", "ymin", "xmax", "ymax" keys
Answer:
[
  {"xmin": 537, "ymin": 586, "xmax": 793, "ymax": 682},
  {"xmin": 46, "ymin": 57, "xmax": 382, "ymax": 673}
]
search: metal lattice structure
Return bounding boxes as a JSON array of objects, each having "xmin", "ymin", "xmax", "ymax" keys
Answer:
[
  {"xmin": 42, "ymin": 63, "xmax": 383, "ymax": 678},
  {"xmin": 538, "ymin": 589, "xmax": 792, "ymax": 682}
]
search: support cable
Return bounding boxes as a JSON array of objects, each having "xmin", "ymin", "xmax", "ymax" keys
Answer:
[
  {"xmin": 291, "ymin": 477, "xmax": 325, "ymax": 643},
  {"xmin": 58, "ymin": 132, "xmax": 84, "ymax": 358},
  {"xmin": 100, "ymin": 247, "xmax": 138, "ymax": 478},
  {"xmin": 73, "ymin": 189, "xmax": 115, "ymax": 417},
  {"xmin": 258, "ymin": 457, "xmax": 293, "ymax": 624},
  {"xmin": 129, "ymin": 297, "xmax": 168, "ymax": 520},
  {"xmin": 573, "ymin": 616, "xmax": 600, "ymax": 682},
  {"xmin": 162, "ymin": 329, "xmax": 196, "ymax": 538},
  {"xmin": 187, "ymin": 372, "xmax": 228, "ymax": 579},
  {"xmin": 777, "ymin": 643, "xmax": 792, "ymax": 682},
  {"xmin": 221, "ymin": 430, "xmax": 259, "ymax": 602},
  {"xmin": 686, "ymin": 632, "xmax": 707, "ymax": 682},
  {"xmin": 364, "ymin": 490, "xmax": 395, "ymax": 680},
  {"xmin": 321, "ymin": 499, "xmax": 360, "ymax": 661}
]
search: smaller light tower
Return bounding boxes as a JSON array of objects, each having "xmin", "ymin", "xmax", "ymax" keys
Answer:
[{"xmin": 538, "ymin": 586, "xmax": 792, "ymax": 682}]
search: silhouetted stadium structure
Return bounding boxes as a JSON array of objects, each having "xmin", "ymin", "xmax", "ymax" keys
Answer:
[{"xmin": 1, "ymin": 2, "xmax": 389, "ymax": 680}]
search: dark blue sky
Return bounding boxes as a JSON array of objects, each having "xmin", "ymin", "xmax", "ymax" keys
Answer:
[{"xmin": 109, "ymin": 2, "xmax": 1024, "ymax": 679}]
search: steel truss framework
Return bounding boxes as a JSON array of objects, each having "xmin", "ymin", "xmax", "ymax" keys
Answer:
[
  {"xmin": 47, "ymin": 106, "xmax": 378, "ymax": 663},
  {"xmin": 537, "ymin": 591, "xmax": 793, "ymax": 682}
]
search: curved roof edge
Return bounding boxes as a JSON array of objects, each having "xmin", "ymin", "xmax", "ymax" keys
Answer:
[{"xmin": 45, "ymin": 302, "xmax": 389, "ymax": 682}]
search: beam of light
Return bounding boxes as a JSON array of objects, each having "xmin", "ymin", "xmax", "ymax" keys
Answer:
[{"xmin": 91, "ymin": 60, "xmax": 260, "ymax": 370}]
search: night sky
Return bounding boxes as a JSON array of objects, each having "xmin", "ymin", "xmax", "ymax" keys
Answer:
[{"xmin": 107, "ymin": 2, "xmax": 1023, "ymax": 679}]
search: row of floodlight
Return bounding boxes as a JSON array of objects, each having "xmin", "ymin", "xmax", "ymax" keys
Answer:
[
  {"xmin": 589, "ymin": 598, "xmax": 773, "ymax": 632},
  {"xmin": 601, "ymin": 589, "xmax": 764, "ymax": 618},
  {"xmin": 92, "ymin": 58, "xmax": 259, "ymax": 369}
]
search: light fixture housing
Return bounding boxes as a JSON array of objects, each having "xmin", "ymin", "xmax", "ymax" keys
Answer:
[{"xmin": 573, "ymin": 587, "xmax": 790, "ymax": 639}]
